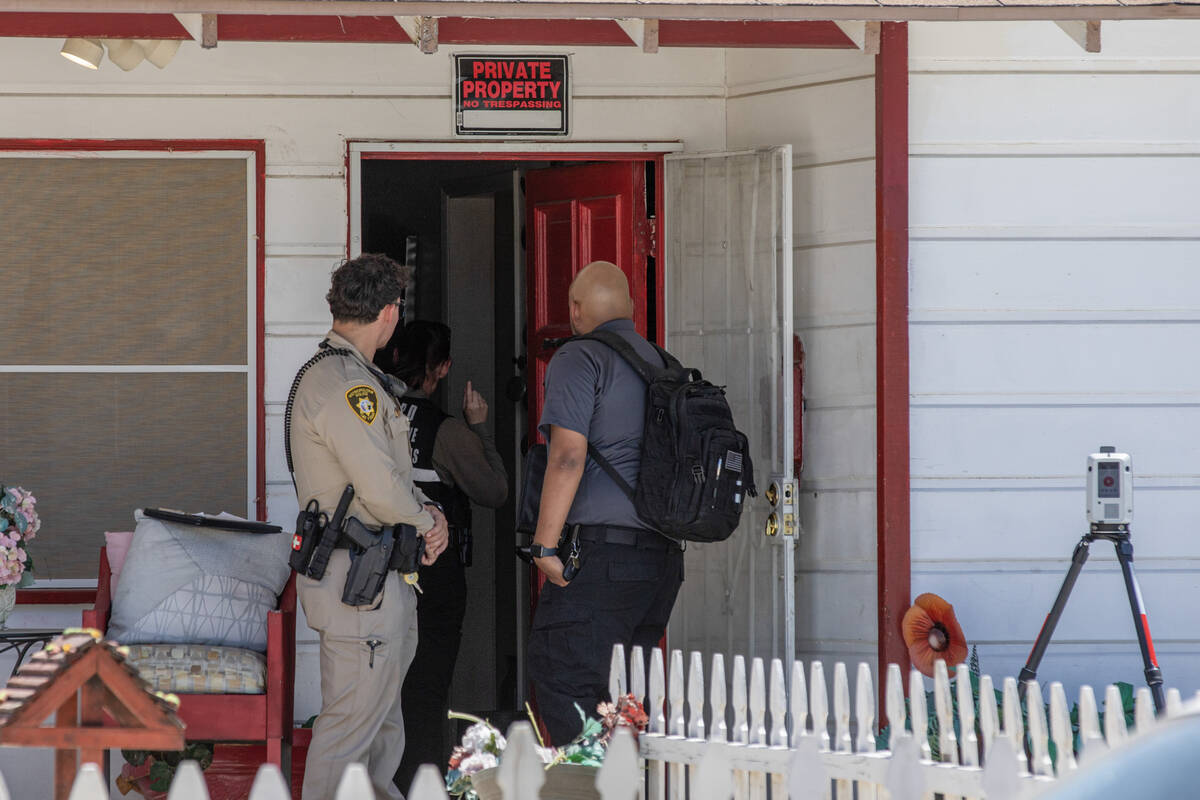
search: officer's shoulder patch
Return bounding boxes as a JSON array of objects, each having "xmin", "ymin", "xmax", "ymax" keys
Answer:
[{"xmin": 345, "ymin": 385, "xmax": 379, "ymax": 425}]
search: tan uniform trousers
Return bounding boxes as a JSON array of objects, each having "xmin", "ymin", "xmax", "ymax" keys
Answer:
[{"xmin": 299, "ymin": 550, "xmax": 418, "ymax": 800}]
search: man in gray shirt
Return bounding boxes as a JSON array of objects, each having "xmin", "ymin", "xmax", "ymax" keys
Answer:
[{"xmin": 528, "ymin": 260, "xmax": 684, "ymax": 744}]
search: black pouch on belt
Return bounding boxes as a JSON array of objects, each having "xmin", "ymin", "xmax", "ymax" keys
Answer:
[
  {"xmin": 387, "ymin": 523, "xmax": 423, "ymax": 574},
  {"xmin": 289, "ymin": 499, "xmax": 325, "ymax": 575},
  {"xmin": 341, "ymin": 517, "xmax": 395, "ymax": 606}
]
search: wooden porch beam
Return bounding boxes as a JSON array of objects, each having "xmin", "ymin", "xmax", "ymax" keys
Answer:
[
  {"xmin": 200, "ymin": 11, "xmax": 216, "ymax": 47},
  {"xmin": 875, "ymin": 20, "xmax": 911, "ymax": 706},
  {"xmin": 1055, "ymin": 20, "xmax": 1101, "ymax": 52},
  {"xmin": 616, "ymin": 18, "xmax": 659, "ymax": 52},
  {"xmin": 834, "ymin": 21, "xmax": 880, "ymax": 53},
  {"xmin": 394, "ymin": 15, "xmax": 437, "ymax": 52}
]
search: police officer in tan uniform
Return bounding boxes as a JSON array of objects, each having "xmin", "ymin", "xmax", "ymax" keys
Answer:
[{"xmin": 289, "ymin": 253, "xmax": 450, "ymax": 800}]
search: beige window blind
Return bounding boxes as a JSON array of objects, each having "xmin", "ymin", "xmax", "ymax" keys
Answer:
[{"xmin": 0, "ymin": 156, "xmax": 252, "ymax": 579}]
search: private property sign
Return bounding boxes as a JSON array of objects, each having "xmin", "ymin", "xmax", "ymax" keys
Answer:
[{"xmin": 454, "ymin": 55, "xmax": 569, "ymax": 136}]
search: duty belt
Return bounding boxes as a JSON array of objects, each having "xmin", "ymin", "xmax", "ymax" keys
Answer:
[{"xmin": 574, "ymin": 525, "xmax": 682, "ymax": 551}]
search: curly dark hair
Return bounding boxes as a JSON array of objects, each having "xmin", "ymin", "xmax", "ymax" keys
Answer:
[{"xmin": 326, "ymin": 253, "xmax": 412, "ymax": 324}]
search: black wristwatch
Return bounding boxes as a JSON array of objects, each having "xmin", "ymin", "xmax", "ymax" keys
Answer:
[{"xmin": 528, "ymin": 544, "xmax": 558, "ymax": 558}]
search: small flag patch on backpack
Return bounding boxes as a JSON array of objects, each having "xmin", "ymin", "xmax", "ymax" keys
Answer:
[{"xmin": 725, "ymin": 451, "xmax": 743, "ymax": 473}]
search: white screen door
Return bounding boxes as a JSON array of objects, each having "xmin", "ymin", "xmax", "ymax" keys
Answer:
[{"xmin": 663, "ymin": 147, "xmax": 797, "ymax": 667}]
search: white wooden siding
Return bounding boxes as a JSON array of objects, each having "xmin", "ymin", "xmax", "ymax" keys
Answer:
[
  {"xmin": 909, "ymin": 20, "xmax": 1200, "ymax": 698},
  {"xmin": 725, "ymin": 49, "xmax": 879, "ymax": 664}
]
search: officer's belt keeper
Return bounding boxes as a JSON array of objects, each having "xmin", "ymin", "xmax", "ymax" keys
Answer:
[{"xmin": 339, "ymin": 517, "xmax": 423, "ymax": 607}]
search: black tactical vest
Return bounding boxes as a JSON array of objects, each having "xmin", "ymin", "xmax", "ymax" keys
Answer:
[{"xmin": 398, "ymin": 395, "xmax": 472, "ymax": 530}]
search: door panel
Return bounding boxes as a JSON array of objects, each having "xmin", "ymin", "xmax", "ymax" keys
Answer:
[
  {"xmin": 524, "ymin": 162, "xmax": 648, "ymax": 445},
  {"xmin": 663, "ymin": 148, "xmax": 796, "ymax": 667}
]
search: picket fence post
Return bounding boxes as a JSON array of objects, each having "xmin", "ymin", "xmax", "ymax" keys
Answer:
[
  {"xmin": 408, "ymin": 764, "xmax": 450, "ymax": 800},
  {"xmin": 167, "ymin": 761, "xmax": 210, "ymax": 800},
  {"xmin": 248, "ymin": 763, "xmax": 292, "ymax": 800},
  {"xmin": 66, "ymin": 764, "xmax": 106, "ymax": 800},
  {"xmin": 496, "ymin": 721, "xmax": 545, "ymax": 800},
  {"xmin": 596, "ymin": 726, "xmax": 639, "ymax": 800},
  {"xmin": 1103, "ymin": 684, "xmax": 1127, "ymax": 747}
]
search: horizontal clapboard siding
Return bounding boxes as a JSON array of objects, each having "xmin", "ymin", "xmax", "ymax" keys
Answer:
[{"xmin": 909, "ymin": 20, "xmax": 1200, "ymax": 696}]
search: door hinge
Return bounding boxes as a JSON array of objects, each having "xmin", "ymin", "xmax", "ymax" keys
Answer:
[{"xmin": 647, "ymin": 216, "xmax": 658, "ymax": 254}]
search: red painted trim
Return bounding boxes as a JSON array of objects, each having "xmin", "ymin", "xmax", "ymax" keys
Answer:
[
  {"xmin": 0, "ymin": 12, "xmax": 187, "ymax": 38},
  {"xmin": 218, "ymin": 14, "xmax": 407, "ymax": 42},
  {"xmin": 251, "ymin": 142, "xmax": 267, "ymax": 522},
  {"xmin": 360, "ymin": 151, "xmax": 669, "ymax": 162},
  {"xmin": 0, "ymin": 138, "xmax": 268, "ymax": 524},
  {"xmin": 654, "ymin": 154, "xmax": 665, "ymax": 346},
  {"xmin": 441, "ymin": 17, "xmax": 631, "ymax": 45},
  {"xmin": 875, "ymin": 22, "xmax": 911, "ymax": 699},
  {"xmin": 16, "ymin": 588, "xmax": 97, "ymax": 605},
  {"xmin": 657, "ymin": 20, "xmax": 853, "ymax": 48},
  {"xmin": 0, "ymin": 13, "xmax": 854, "ymax": 48}
]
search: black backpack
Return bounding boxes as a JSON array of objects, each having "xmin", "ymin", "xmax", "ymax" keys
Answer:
[{"xmin": 577, "ymin": 330, "xmax": 756, "ymax": 543}]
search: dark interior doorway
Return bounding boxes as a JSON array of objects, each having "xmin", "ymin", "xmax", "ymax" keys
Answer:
[
  {"xmin": 359, "ymin": 154, "xmax": 660, "ymax": 756},
  {"xmin": 360, "ymin": 159, "xmax": 534, "ymax": 743}
]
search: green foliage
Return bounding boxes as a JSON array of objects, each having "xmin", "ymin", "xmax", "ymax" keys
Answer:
[{"xmin": 122, "ymin": 742, "xmax": 215, "ymax": 791}]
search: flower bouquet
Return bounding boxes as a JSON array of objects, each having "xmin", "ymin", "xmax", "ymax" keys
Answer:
[
  {"xmin": 446, "ymin": 695, "xmax": 649, "ymax": 800},
  {"xmin": 0, "ymin": 486, "xmax": 40, "ymax": 623}
]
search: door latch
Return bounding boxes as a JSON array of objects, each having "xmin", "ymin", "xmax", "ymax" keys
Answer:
[{"xmin": 765, "ymin": 477, "xmax": 799, "ymax": 538}]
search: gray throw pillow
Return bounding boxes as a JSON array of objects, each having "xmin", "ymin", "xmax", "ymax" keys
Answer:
[{"xmin": 107, "ymin": 510, "xmax": 292, "ymax": 652}]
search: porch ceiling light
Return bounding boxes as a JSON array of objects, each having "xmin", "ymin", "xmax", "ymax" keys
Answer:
[
  {"xmin": 60, "ymin": 38, "xmax": 103, "ymax": 70},
  {"xmin": 136, "ymin": 39, "xmax": 181, "ymax": 69},
  {"xmin": 106, "ymin": 39, "xmax": 146, "ymax": 71}
]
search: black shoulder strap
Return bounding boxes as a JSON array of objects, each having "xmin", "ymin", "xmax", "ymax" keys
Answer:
[
  {"xmin": 586, "ymin": 442, "xmax": 636, "ymax": 501},
  {"xmin": 573, "ymin": 330, "xmax": 664, "ymax": 384},
  {"xmin": 567, "ymin": 330, "xmax": 678, "ymax": 502},
  {"xmin": 283, "ymin": 341, "xmax": 353, "ymax": 487}
]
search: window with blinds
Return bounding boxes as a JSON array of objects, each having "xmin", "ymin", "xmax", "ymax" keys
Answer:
[{"xmin": 0, "ymin": 155, "xmax": 255, "ymax": 580}]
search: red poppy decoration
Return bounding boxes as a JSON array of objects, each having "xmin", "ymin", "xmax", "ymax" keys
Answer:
[{"xmin": 901, "ymin": 593, "xmax": 968, "ymax": 678}]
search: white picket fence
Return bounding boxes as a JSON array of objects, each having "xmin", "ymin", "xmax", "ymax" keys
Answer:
[{"xmin": 25, "ymin": 645, "xmax": 1196, "ymax": 799}]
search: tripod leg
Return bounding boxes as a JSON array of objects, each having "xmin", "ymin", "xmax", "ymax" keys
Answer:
[
  {"xmin": 1019, "ymin": 536, "xmax": 1092, "ymax": 691},
  {"xmin": 1114, "ymin": 538, "xmax": 1166, "ymax": 714}
]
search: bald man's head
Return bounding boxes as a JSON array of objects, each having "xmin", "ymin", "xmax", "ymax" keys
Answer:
[{"xmin": 568, "ymin": 260, "xmax": 634, "ymax": 334}]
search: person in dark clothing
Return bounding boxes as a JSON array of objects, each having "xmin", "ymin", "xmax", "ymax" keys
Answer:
[
  {"xmin": 527, "ymin": 260, "xmax": 684, "ymax": 745},
  {"xmin": 378, "ymin": 321, "xmax": 509, "ymax": 793}
]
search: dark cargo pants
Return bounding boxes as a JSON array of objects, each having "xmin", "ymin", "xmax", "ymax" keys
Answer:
[{"xmin": 528, "ymin": 536, "xmax": 684, "ymax": 745}]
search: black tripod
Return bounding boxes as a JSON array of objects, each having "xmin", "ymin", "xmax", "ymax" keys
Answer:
[{"xmin": 1018, "ymin": 523, "xmax": 1165, "ymax": 714}]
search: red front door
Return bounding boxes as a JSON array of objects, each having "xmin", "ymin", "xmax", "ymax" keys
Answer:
[{"xmin": 524, "ymin": 162, "xmax": 650, "ymax": 446}]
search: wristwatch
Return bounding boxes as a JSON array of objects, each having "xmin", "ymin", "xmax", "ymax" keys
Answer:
[{"xmin": 528, "ymin": 544, "xmax": 558, "ymax": 558}]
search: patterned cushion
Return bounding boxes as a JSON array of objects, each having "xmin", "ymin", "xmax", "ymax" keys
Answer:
[
  {"xmin": 108, "ymin": 510, "xmax": 292, "ymax": 652},
  {"xmin": 124, "ymin": 644, "xmax": 267, "ymax": 694}
]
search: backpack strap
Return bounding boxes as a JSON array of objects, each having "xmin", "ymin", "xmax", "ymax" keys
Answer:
[
  {"xmin": 586, "ymin": 442, "xmax": 636, "ymax": 502},
  {"xmin": 572, "ymin": 329, "xmax": 664, "ymax": 383},
  {"xmin": 569, "ymin": 329, "xmax": 671, "ymax": 502}
]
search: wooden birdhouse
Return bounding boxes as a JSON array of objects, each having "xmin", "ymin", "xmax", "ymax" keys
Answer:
[{"xmin": 0, "ymin": 628, "xmax": 185, "ymax": 800}]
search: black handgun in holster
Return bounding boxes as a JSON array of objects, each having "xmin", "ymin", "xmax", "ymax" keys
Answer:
[
  {"xmin": 340, "ymin": 517, "xmax": 397, "ymax": 607},
  {"xmin": 290, "ymin": 485, "xmax": 354, "ymax": 580}
]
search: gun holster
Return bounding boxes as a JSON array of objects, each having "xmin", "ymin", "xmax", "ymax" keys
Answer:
[{"xmin": 340, "ymin": 517, "xmax": 396, "ymax": 607}]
